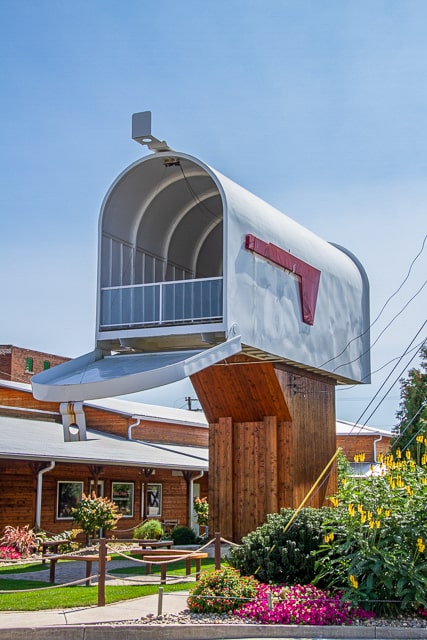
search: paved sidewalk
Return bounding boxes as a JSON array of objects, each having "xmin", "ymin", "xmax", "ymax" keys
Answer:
[
  {"xmin": 0, "ymin": 557, "xmax": 190, "ymax": 628},
  {"xmin": 0, "ymin": 590, "xmax": 189, "ymax": 628}
]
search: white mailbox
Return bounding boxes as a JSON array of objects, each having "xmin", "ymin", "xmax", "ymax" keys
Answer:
[{"xmin": 32, "ymin": 113, "xmax": 370, "ymax": 402}]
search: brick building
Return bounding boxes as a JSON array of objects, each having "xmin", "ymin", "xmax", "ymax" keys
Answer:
[{"xmin": 0, "ymin": 344, "xmax": 68, "ymax": 382}]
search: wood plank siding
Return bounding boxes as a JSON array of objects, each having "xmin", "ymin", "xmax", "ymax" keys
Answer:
[
  {"xmin": 192, "ymin": 356, "xmax": 338, "ymax": 541},
  {"xmin": 0, "ymin": 459, "xmax": 208, "ymax": 537}
]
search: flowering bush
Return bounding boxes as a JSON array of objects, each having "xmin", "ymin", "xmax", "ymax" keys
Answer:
[
  {"xmin": 0, "ymin": 545, "xmax": 21, "ymax": 560},
  {"xmin": 187, "ymin": 567, "xmax": 258, "ymax": 613},
  {"xmin": 193, "ymin": 497, "xmax": 209, "ymax": 527},
  {"xmin": 0, "ymin": 525, "xmax": 39, "ymax": 557},
  {"xmin": 314, "ymin": 449, "xmax": 427, "ymax": 615},
  {"xmin": 72, "ymin": 492, "xmax": 121, "ymax": 544},
  {"xmin": 236, "ymin": 583, "xmax": 375, "ymax": 625}
]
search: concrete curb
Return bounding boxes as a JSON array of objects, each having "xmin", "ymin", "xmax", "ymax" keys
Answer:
[{"xmin": 2, "ymin": 625, "xmax": 427, "ymax": 640}]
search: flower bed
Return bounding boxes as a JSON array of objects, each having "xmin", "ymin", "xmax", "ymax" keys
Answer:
[{"xmin": 235, "ymin": 583, "xmax": 375, "ymax": 625}]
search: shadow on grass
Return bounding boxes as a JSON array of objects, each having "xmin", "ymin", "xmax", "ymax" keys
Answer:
[
  {"xmin": 0, "ymin": 562, "xmax": 47, "ymax": 575},
  {"xmin": 109, "ymin": 557, "xmax": 216, "ymax": 576}
]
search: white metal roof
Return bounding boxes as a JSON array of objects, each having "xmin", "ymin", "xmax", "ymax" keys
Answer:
[
  {"xmin": 0, "ymin": 379, "xmax": 208, "ymax": 427},
  {"xmin": 0, "ymin": 414, "xmax": 208, "ymax": 470},
  {"xmin": 336, "ymin": 419, "xmax": 392, "ymax": 437}
]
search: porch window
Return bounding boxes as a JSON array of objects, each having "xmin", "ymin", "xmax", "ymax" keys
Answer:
[
  {"xmin": 112, "ymin": 482, "xmax": 134, "ymax": 517},
  {"xmin": 57, "ymin": 481, "xmax": 83, "ymax": 519},
  {"xmin": 145, "ymin": 483, "xmax": 162, "ymax": 517}
]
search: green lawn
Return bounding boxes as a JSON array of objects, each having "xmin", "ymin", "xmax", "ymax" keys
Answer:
[{"xmin": 0, "ymin": 556, "xmax": 219, "ymax": 611}]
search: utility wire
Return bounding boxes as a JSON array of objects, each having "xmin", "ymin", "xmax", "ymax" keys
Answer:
[
  {"xmin": 319, "ymin": 233, "xmax": 427, "ymax": 369},
  {"xmin": 337, "ymin": 339, "xmax": 425, "ymax": 391},
  {"xmin": 332, "ymin": 278, "xmax": 427, "ymax": 373},
  {"xmin": 349, "ymin": 323, "xmax": 426, "ymax": 427}
]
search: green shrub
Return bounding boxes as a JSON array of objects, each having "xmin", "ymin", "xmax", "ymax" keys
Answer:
[
  {"xmin": 314, "ymin": 450, "xmax": 427, "ymax": 615},
  {"xmin": 229, "ymin": 507, "xmax": 329, "ymax": 584},
  {"xmin": 171, "ymin": 525, "xmax": 197, "ymax": 545},
  {"xmin": 187, "ymin": 567, "xmax": 258, "ymax": 613},
  {"xmin": 37, "ymin": 529, "xmax": 81, "ymax": 554},
  {"xmin": 133, "ymin": 519, "xmax": 164, "ymax": 540}
]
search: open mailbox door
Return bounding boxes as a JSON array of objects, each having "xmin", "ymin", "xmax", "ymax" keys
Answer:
[{"xmin": 32, "ymin": 335, "xmax": 241, "ymax": 402}]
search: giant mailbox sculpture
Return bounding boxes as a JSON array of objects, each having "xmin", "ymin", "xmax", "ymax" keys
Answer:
[{"xmin": 33, "ymin": 113, "xmax": 370, "ymax": 540}]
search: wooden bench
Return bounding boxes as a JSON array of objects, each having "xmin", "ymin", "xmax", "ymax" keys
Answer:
[
  {"xmin": 40, "ymin": 539, "xmax": 69, "ymax": 564},
  {"xmin": 48, "ymin": 554, "xmax": 111, "ymax": 586},
  {"xmin": 130, "ymin": 548, "xmax": 208, "ymax": 584},
  {"xmin": 138, "ymin": 539, "xmax": 174, "ymax": 550}
]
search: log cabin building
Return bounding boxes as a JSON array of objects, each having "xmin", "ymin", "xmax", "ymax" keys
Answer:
[
  {"xmin": 0, "ymin": 346, "xmax": 208, "ymax": 537},
  {"xmin": 0, "ymin": 345, "xmax": 390, "ymax": 538}
]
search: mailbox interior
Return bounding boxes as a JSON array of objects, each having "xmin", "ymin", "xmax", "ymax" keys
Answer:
[{"xmin": 97, "ymin": 153, "xmax": 227, "ymax": 352}]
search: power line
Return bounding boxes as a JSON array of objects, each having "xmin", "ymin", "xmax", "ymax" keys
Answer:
[
  {"xmin": 332, "ymin": 278, "xmax": 427, "ymax": 374},
  {"xmin": 319, "ymin": 233, "xmax": 427, "ymax": 370}
]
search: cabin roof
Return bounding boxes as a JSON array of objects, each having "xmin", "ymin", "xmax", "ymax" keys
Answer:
[
  {"xmin": 0, "ymin": 378, "xmax": 208, "ymax": 427},
  {"xmin": 336, "ymin": 419, "xmax": 392, "ymax": 437},
  {"xmin": 0, "ymin": 414, "xmax": 208, "ymax": 470}
]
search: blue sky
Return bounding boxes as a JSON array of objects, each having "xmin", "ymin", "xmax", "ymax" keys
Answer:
[{"xmin": 0, "ymin": 1, "xmax": 426, "ymax": 427}]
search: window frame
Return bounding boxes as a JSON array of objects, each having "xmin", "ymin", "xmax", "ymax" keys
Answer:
[
  {"xmin": 145, "ymin": 482, "xmax": 162, "ymax": 518},
  {"xmin": 56, "ymin": 480, "xmax": 83, "ymax": 520},
  {"xmin": 111, "ymin": 481, "xmax": 134, "ymax": 517}
]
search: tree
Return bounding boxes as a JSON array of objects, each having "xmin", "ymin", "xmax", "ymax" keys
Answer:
[
  {"xmin": 72, "ymin": 492, "xmax": 121, "ymax": 545},
  {"xmin": 391, "ymin": 344, "xmax": 427, "ymax": 461}
]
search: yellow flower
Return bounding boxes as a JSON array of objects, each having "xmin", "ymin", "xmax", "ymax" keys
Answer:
[
  {"xmin": 367, "ymin": 511, "xmax": 373, "ymax": 520},
  {"xmin": 417, "ymin": 538, "xmax": 426, "ymax": 554},
  {"xmin": 416, "ymin": 435, "xmax": 424, "ymax": 443},
  {"xmin": 378, "ymin": 453, "xmax": 384, "ymax": 463},
  {"xmin": 385, "ymin": 509, "xmax": 391, "ymax": 517},
  {"xmin": 329, "ymin": 496, "xmax": 339, "ymax": 507},
  {"xmin": 357, "ymin": 504, "xmax": 364, "ymax": 513},
  {"xmin": 422, "ymin": 477, "xmax": 427, "ymax": 485},
  {"xmin": 405, "ymin": 485, "xmax": 413, "ymax": 496},
  {"xmin": 376, "ymin": 520, "xmax": 381, "ymax": 529},
  {"xmin": 348, "ymin": 503, "xmax": 355, "ymax": 517},
  {"xmin": 342, "ymin": 478, "xmax": 347, "ymax": 486},
  {"xmin": 369, "ymin": 520, "xmax": 375, "ymax": 529},
  {"xmin": 377, "ymin": 507, "xmax": 382, "ymax": 515},
  {"xmin": 406, "ymin": 450, "xmax": 411, "ymax": 460},
  {"xmin": 349, "ymin": 575, "xmax": 359, "ymax": 589},
  {"xmin": 360, "ymin": 513, "xmax": 367, "ymax": 524},
  {"xmin": 396, "ymin": 449, "xmax": 402, "ymax": 459}
]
